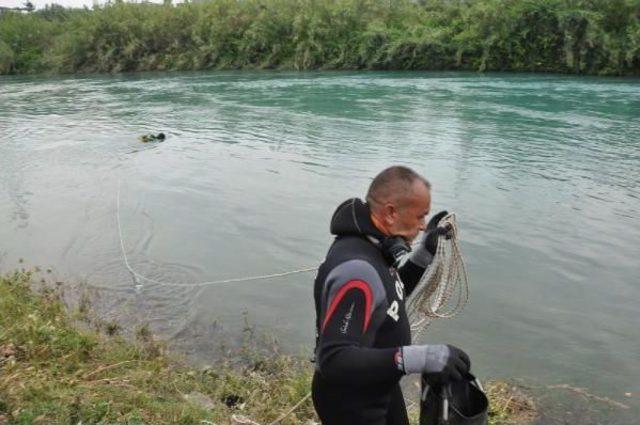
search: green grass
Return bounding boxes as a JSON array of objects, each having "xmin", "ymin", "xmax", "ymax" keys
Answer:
[
  {"xmin": 0, "ymin": 0, "xmax": 638, "ymax": 76},
  {"xmin": 0, "ymin": 270, "xmax": 315, "ymax": 424},
  {"xmin": 0, "ymin": 270, "xmax": 535, "ymax": 424}
]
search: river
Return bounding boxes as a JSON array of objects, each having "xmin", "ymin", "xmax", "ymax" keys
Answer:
[{"xmin": 1, "ymin": 71, "xmax": 639, "ymax": 423}]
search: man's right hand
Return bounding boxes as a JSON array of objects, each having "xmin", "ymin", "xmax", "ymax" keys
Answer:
[{"xmin": 398, "ymin": 344, "xmax": 470, "ymax": 383}]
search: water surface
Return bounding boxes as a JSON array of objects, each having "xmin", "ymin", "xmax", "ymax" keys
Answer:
[{"xmin": 1, "ymin": 71, "xmax": 639, "ymax": 423}]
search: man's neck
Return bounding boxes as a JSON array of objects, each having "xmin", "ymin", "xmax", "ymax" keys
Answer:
[{"xmin": 370, "ymin": 212, "xmax": 391, "ymax": 237}]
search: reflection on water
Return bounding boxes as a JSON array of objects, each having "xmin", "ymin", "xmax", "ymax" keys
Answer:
[{"xmin": 1, "ymin": 71, "xmax": 639, "ymax": 423}]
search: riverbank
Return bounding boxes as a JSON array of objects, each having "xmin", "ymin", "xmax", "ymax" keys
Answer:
[
  {"xmin": 0, "ymin": 270, "xmax": 536, "ymax": 424},
  {"xmin": 0, "ymin": 0, "xmax": 638, "ymax": 76}
]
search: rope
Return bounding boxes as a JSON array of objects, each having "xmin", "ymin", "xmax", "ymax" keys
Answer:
[
  {"xmin": 111, "ymin": 144, "xmax": 468, "ymax": 423},
  {"xmin": 405, "ymin": 213, "xmax": 470, "ymax": 338},
  {"xmin": 115, "ymin": 172, "xmax": 317, "ymax": 288}
]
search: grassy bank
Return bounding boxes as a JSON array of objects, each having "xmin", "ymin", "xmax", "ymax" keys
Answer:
[
  {"xmin": 0, "ymin": 270, "xmax": 535, "ymax": 424},
  {"xmin": 0, "ymin": 270, "xmax": 315, "ymax": 424},
  {"xmin": 0, "ymin": 0, "xmax": 638, "ymax": 76}
]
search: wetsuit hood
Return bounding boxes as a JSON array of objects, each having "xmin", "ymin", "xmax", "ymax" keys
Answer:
[{"xmin": 330, "ymin": 198, "xmax": 386, "ymax": 242}]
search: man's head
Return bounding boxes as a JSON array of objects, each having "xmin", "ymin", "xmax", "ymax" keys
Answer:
[{"xmin": 366, "ymin": 166, "xmax": 431, "ymax": 244}]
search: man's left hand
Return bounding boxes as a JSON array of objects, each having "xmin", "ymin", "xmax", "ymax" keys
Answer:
[
  {"xmin": 423, "ymin": 210, "xmax": 449, "ymax": 256},
  {"xmin": 407, "ymin": 210, "xmax": 450, "ymax": 269}
]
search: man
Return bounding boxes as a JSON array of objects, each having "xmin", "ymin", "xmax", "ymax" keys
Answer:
[{"xmin": 312, "ymin": 166, "xmax": 470, "ymax": 425}]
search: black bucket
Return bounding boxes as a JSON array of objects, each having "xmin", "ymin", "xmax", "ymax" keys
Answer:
[{"xmin": 419, "ymin": 374, "xmax": 489, "ymax": 425}]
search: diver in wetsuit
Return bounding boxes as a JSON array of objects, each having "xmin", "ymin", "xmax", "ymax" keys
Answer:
[{"xmin": 312, "ymin": 166, "xmax": 470, "ymax": 425}]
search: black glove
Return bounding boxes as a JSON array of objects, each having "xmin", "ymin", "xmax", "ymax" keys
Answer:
[
  {"xmin": 407, "ymin": 210, "xmax": 449, "ymax": 269},
  {"xmin": 399, "ymin": 344, "xmax": 470, "ymax": 385},
  {"xmin": 424, "ymin": 210, "xmax": 449, "ymax": 256}
]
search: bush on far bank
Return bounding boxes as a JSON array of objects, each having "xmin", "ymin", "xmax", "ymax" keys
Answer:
[{"xmin": 0, "ymin": 0, "xmax": 638, "ymax": 76}]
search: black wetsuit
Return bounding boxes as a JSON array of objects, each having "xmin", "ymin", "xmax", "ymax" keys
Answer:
[{"xmin": 312, "ymin": 198, "xmax": 428, "ymax": 425}]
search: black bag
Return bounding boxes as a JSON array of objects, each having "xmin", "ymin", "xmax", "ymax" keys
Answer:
[{"xmin": 419, "ymin": 374, "xmax": 489, "ymax": 425}]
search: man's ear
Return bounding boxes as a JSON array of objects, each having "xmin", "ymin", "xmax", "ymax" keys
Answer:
[{"xmin": 383, "ymin": 203, "xmax": 397, "ymax": 226}]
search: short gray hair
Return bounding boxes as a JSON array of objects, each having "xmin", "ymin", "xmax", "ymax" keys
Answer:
[{"xmin": 366, "ymin": 166, "xmax": 430, "ymax": 209}]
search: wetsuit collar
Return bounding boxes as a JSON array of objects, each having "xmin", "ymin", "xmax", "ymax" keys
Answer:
[{"xmin": 329, "ymin": 198, "xmax": 387, "ymax": 244}]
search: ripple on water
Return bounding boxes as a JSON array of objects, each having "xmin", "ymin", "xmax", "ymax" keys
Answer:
[{"xmin": 2, "ymin": 72, "xmax": 640, "ymax": 419}]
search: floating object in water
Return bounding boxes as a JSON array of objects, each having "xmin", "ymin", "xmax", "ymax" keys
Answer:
[{"xmin": 139, "ymin": 132, "xmax": 166, "ymax": 143}]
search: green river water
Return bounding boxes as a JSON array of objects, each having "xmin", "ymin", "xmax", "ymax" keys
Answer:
[{"xmin": 1, "ymin": 71, "xmax": 639, "ymax": 423}]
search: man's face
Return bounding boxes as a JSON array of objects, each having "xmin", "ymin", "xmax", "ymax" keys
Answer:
[{"xmin": 388, "ymin": 181, "xmax": 431, "ymax": 243}]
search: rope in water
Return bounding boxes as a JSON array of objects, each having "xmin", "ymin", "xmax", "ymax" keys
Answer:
[{"xmin": 116, "ymin": 174, "xmax": 318, "ymax": 288}]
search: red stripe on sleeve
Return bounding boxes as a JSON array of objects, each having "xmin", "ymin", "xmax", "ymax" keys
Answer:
[{"xmin": 321, "ymin": 280, "xmax": 373, "ymax": 335}]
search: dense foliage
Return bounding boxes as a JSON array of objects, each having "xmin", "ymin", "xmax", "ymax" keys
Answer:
[{"xmin": 0, "ymin": 0, "xmax": 639, "ymax": 75}]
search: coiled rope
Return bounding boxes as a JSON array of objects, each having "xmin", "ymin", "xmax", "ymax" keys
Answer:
[{"xmin": 406, "ymin": 213, "xmax": 470, "ymax": 338}]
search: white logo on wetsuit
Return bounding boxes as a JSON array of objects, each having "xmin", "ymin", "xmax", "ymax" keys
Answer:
[
  {"xmin": 387, "ymin": 301, "xmax": 400, "ymax": 321},
  {"xmin": 395, "ymin": 278, "xmax": 404, "ymax": 300},
  {"xmin": 340, "ymin": 302, "xmax": 355, "ymax": 334},
  {"xmin": 387, "ymin": 276, "xmax": 405, "ymax": 322}
]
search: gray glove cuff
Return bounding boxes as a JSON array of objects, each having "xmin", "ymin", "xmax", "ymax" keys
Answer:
[
  {"xmin": 408, "ymin": 242, "xmax": 434, "ymax": 269},
  {"xmin": 400, "ymin": 344, "xmax": 449, "ymax": 375}
]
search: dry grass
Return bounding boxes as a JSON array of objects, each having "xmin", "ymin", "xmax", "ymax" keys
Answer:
[{"xmin": 486, "ymin": 380, "xmax": 538, "ymax": 425}]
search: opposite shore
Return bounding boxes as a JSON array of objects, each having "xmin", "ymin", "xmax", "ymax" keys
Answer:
[{"xmin": 0, "ymin": 0, "xmax": 639, "ymax": 76}]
